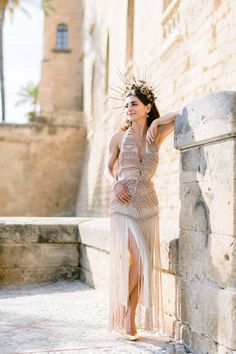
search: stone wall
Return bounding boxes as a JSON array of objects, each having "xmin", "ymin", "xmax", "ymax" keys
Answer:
[
  {"xmin": 0, "ymin": 218, "xmax": 84, "ymax": 284},
  {"xmin": 0, "ymin": 122, "xmax": 86, "ymax": 216},
  {"xmin": 76, "ymin": 0, "xmax": 236, "ymax": 225},
  {"xmin": 1, "ymin": 91, "xmax": 235, "ymax": 354},
  {"xmin": 174, "ymin": 91, "xmax": 236, "ymax": 354}
]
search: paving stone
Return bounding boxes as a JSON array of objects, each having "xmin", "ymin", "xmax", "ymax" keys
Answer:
[{"xmin": 0, "ymin": 280, "xmax": 188, "ymax": 354}]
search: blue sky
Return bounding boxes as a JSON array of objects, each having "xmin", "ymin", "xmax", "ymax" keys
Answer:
[{"xmin": 2, "ymin": 2, "xmax": 44, "ymax": 123}]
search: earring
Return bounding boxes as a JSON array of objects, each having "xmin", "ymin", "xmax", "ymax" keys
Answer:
[{"xmin": 146, "ymin": 112, "xmax": 149, "ymax": 118}]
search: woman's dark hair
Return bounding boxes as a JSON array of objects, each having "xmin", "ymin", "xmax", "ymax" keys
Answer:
[{"xmin": 120, "ymin": 89, "xmax": 160, "ymax": 131}]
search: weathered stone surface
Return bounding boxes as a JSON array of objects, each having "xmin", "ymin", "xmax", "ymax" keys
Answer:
[
  {"xmin": 0, "ymin": 224, "xmax": 79, "ymax": 244},
  {"xmin": 163, "ymin": 312, "xmax": 181, "ymax": 339},
  {"xmin": 0, "ymin": 218, "xmax": 83, "ymax": 285},
  {"xmin": 176, "ymin": 91, "xmax": 236, "ymax": 353},
  {"xmin": 180, "ymin": 138, "xmax": 235, "ymax": 183},
  {"xmin": 0, "ymin": 244, "xmax": 42, "ymax": 268},
  {"xmin": 179, "ymin": 230, "xmax": 236, "ymax": 288},
  {"xmin": 162, "ymin": 272, "xmax": 178, "ymax": 317},
  {"xmin": 78, "ymin": 218, "xmax": 110, "ymax": 252},
  {"xmin": 179, "ymin": 179, "xmax": 234, "ymax": 236},
  {"xmin": 178, "ymin": 277, "xmax": 236, "ymax": 349},
  {"xmin": 159, "ymin": 222, "xmax": 179, "ymax": 274},
  {"xmin": 0, "ymin": 124, "xmax": 86, "ymax": 216},
  {"xmin": 181, "ymin": 322, "xmax": 236, "ymax": 354},
  {"xmin": 181, "ymin": 323, "xmax": 218, "ymax": 354},
  {"xmin": 0, "ymin": 217, "xmax": 90, "ymax": 243},
  {"xmin": 0, "ymin": 266, "xmax": 79, "ymax": 285},
  {"xmin": 78, "ymin": 243, "xmax": 110, "ymax": 287},
  {"xmin": 174, "ymin": 91, "xmax": 236, "ymax": 150}
]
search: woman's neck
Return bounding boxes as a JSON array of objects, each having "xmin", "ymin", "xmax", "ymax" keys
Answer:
[{"xmin": 131, "ymin": 121, "xmax": 147, "ymax": 137}]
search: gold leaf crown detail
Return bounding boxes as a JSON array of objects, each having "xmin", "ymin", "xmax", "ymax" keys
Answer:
[{"xmin": 122, "ymin": 79, "xmax": 156, "ymax": 103}]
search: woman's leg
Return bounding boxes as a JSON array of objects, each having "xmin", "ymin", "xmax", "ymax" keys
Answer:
[{"xmin": 124, "ymin": 230, "xmax": 143, "ymax": 334}]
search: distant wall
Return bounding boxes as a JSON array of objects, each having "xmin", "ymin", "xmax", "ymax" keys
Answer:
[
  {"xmin": 0, "ymin": 122, "xmax": 86, "ymax": 216},
  {"xmin": 0, "ymin": 217, "xmax": 83, "ymax": 284}
]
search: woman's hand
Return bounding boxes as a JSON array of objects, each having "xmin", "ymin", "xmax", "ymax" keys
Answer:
[
  {"xmin": 113, "ymin": 181, "xmax": 132, "ymax": 204},
  {"xmin": 146, "ymin": 119, "xmax": 159, "ymax": 144}
]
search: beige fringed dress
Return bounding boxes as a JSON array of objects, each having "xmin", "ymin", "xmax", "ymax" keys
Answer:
[{"xmin": 108, "ymin": 126, "xmax": 164, "ymax": 334}]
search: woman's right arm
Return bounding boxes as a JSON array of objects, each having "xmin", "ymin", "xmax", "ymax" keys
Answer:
[
  {"xmin": 104, "ymin": 131, "xmax": 120, "ymax": 187},
  {"xmin": 104, "ymin": 131, "xmax": 131, "ymax": 204}
]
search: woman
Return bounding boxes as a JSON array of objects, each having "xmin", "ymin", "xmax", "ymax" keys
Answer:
[{"xmin": 104, "ymin": 78, "xmax": 179, "ymax": 340}]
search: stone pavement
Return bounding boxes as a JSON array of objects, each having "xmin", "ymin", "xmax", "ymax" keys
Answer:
[{"xmin": 0, "ymin": 280, "xmax": 188, "ymax": 354}]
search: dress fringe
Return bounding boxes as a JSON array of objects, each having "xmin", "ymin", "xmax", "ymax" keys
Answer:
[{"xmin": 108, "ymin": 212, "xmax": 164, "ymax": 334}]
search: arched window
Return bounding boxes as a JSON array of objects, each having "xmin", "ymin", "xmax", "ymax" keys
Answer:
[
  {"xmin": 56, "ymin": 24, "xmax": 68, "ymax": 49},
  {"xmin": 126, "ymin": 0, "xmax": 134, "ymax": 63},
  {"xmin": 105, "ymin": 34, "xmax": 110, "ymax": 95}
]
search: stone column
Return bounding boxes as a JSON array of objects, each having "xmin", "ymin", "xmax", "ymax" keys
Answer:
[{"xmin": 174, "ymin": 91, "xmax": 236, "ymax": 354}]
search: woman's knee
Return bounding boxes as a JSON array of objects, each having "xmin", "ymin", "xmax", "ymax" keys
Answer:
[
  {"xmin": 129, "ymin": 251, "xmax": 133, "ymax": 266},
  {"xmin": 129, "ymin": 251, "xmax": 141, "ymax": 269}
]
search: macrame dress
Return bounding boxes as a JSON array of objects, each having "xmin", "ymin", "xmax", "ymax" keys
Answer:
[{"xmin": 108, "ymin": 126, "xmax": 163, "ymax": 333}]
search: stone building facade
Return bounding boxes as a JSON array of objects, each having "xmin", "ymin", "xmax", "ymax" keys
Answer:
[
  {"xmin": 0, "ymin": 1, "xmax": 235, "ymax": 353},
  {"xmin": 75, "ymin": 0, "xmax": 236, "ymax": 226},
  {"xmin": 0, "ymin": 0, "xmax": 235, "ymax": 218}
]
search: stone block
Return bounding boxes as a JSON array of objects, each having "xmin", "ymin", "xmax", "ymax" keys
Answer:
[
  {"xmin": 0, "ymin": 124, "xmax": 86, "ymax": 216},
  {"xmin": 179, "ymin": 179, "xmax": 234, "ymax": 236},
  {"xmin": 178, "ymin": 277, "xmax": 236, "ymax": 350},
  {"xmin": 0, "ymin": 244, "xmax": 41, "ymax": 268},
  {"xmin": 179, "ymin": 230, "xmax": 236, "ymax": 288},
  {"xmin": 79, "ymin": 267, "xmax": 109, "ymax": 293},
  {"xmin": 160, "ymin": 221, "xmax": 179, "ymax": 274},
  {"xmin": 79, "ymin": 243, "xmax": 110, "ymax": 284},
  {"xmin": 41, "ymin": 244, "xmax": 79, "ymax": 268},
  {"xmin": 0, "ymin": 224, "xmax": 38, "ymax": 243},
  {"xmin": 37, "ymin": 225, "xmax": 79, "ymax": 243},
  {"xmin": 78, "ymin": 218, "xmax": 110, "ymax": 252},
  {"xmin": 163, "ymin": 312, "xmax": 180, "ymax": 338},
  {"xmin": 79, "ymin": 267, "xmax": 95, "ymax": 287},
  {"xmin": 162, "ymin": 272, "xmax": 178, "ymax": 316},
  {"xmin": 181, "ymin": 323, "xmax": 218, "ymax": 354},
  {"xmin": 0, "ymin": 266, "xmax": 79, "ymax": 285},
  {"xmin": 0, "ymin": 223, "xmax": 79, "ymax": 244},
  {"xmin": 181, "ymin": 322, "xmax": 236, "ymax": 354},
  {"xmin": 174, "ymin": 91, "xmax": 236, "ymax": 150},
  {"xmin": 0, "ymin": 218, "xmax": 82, "ymax": 285},
  {"xmin": 179, "ymin": 138, "xmax": 235, "ymax": 183}
]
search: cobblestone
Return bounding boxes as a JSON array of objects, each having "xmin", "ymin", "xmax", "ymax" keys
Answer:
[{"xmin": 0, "ymin": 280, "xmax": 188, "ymax": 354}]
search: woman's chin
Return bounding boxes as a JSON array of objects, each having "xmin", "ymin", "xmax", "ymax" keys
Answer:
[{"xmin": 128, "ymin": 115, "xmax": 136, "ymax": 121}]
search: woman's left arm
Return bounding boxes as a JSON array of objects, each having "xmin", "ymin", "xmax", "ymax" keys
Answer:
[{"xmin": 147, "ymin": 111, "xmax": 180, "ymax": 145}]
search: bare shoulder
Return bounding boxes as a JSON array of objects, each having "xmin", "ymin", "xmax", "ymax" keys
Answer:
[{"xmin": 109, "ymin": 129, "xmax": 125, "ymax": 149}]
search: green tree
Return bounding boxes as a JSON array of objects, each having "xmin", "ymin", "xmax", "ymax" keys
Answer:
[
  {"xmin": 0, "ymin": 0, "xmax": 54, "ymax": 123},
  {"xmin": 15, "ymin": 81, "xmax": 39, "ymax": 120}
]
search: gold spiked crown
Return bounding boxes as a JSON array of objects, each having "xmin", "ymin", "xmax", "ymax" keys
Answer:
[
  {"xmin": 123, "ymin": 79, "xmax": 156, "ymax": 103},
  {"xmin": 109, "ymin": 69, "xmax": 158, "ymax": 108}
]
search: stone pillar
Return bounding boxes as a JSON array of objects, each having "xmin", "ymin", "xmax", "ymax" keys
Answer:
[{"xmin": 174, "ymin": 91, "xmax": 236, "ymax": 354}]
